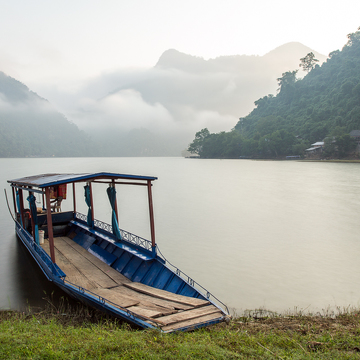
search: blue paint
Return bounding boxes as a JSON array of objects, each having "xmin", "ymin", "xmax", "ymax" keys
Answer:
[
  {"xmin": 112, "ymin": 252, "xmax": 132, "ymax": 273},
  {"xmin": 131, "ymin": 261, "xmax": 155, "ymax": 282},
  {"xmin": 88, "ymin": 244, "xmax": 117, "ymax": 266},
  {"xmin": 8, "ymin": 172, "xmax": 228, "ymax": 332},
  {"xmin": 153, "ymin": 268, "xmax": 175, "ymax": 289},
  {"xmin": 179, "ymin": 284, "xmax": 198, "ymax": 298},
  {"xmin": 164, "ymin": 274, "xmax": 183, "ymax": 293},
  {"xmin": 122, "ymin": 256, "xmax": 143, "ymax": 279},
  {"xmin": 8, "ymin": 172, "xmax": 157, "ymax": 188},
  {"xmin": 104, "ymin": 243, "xmax": 116, "ymax": 254},
  {"xmin": 141, "ymin": 261, "xmax": 164, "ymax": 286},
  {"xmin": 72, "ymin": 233, "xmax": 96, "ymax": 250}
]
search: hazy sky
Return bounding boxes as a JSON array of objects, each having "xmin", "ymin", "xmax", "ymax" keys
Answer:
[{"xmin": 0, "ymin": 0, "xmax": 359, "ymax": 91}]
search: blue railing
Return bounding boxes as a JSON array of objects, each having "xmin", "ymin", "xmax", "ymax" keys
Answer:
[
  {"xmin": 75, "ymin": 212, "xmax": 153, "ymax": 252},
  {"xmin": 156, "ymin": 246, "xmax": 230, "ymax": 315},
  {"xmin": 74, "ymin": 212, "xmax": 229, "ymax": 315}
]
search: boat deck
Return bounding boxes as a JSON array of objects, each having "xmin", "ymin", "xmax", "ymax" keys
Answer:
[{"xmin": 41, "ymin": 236, "xmax": 224, "ymax": 332}]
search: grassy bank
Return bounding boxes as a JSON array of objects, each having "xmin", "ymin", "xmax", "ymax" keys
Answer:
[{"xmin": 1, "ymin": 303, "xmax": 360, "ymax": 359}]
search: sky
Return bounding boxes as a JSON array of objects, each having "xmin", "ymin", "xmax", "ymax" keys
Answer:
[{"xmin": 0, "ymin": 0, "xmax": 360, "ymax": 93}]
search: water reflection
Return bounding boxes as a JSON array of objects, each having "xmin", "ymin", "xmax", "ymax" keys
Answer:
[{"xmin": 1, "ymin": 235, "xmax": 73, "ymax": 311}]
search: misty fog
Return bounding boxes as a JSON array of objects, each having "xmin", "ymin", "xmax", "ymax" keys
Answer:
[
  {"xmin": 56, "ymin": 43, "xmax": 325, "ymax": 156},
  {"xmin": 3, "ymin": 43, "xmax": 326, "ymax": 156}
]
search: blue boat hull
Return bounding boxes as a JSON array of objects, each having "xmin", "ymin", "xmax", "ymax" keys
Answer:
[{"xmin": 15, "ymin": 218, "xmax": 228, "ymax": 332}]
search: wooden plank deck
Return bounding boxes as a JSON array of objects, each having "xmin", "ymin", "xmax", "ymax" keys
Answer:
[{"xmin": 41, "ymin": 236, "xmax": 224, "ymax": 331}]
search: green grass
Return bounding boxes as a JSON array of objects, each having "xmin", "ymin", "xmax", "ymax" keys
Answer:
[{"xmin": 1, "ymin": 303, "xmax": 360, "ymax": 359}]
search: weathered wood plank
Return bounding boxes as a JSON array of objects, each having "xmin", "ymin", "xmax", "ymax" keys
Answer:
[
  {"xmin": 41, "ymin": 240, "xmax": 97, "ymax": 289},
  {"xmin": 156, "ymin": 305, "xmax": 219, "ymax": 326},
  {"xmin": 92, "ymin": 288, "xmax": 139, "ymax": 308},
  {"xmin": 126, "ymin": 306, "xmax": 163, "ymax": 319},
  {"xmin": 54, "ymin": 237, "xmax": 118, "ymax": 289},
  {"xmin": 161, "ymin": 312, "xmax": 224, "ymax": 332},
  {"xmin": 60, "ymin": 236, "xmax": 130, "ymax": 285},
  {"xmin": 42, "ymin": 236, "xmax": 224, "ymax": 331},
  {"xmin": 109, "ymin": 286, "xmax": 193, "ymax": 311},
  {"xmin": 124, "ymin": 282, "xmax": 210, "ymax": 307},
  {"xmin": 46, "ymin": 238, "xmax": 187, "ymax": 313},
  {"xmin": 47, "ymin": 238, "xmax": 182, "ymax": 314}
]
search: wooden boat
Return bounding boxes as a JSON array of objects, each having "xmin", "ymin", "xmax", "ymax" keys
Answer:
[{"xmin": 6, "ymin": 172, "xmax": 229, "ymax": 332}]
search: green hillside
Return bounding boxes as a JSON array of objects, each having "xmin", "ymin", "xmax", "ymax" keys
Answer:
[
  {"xmin": 188, "ymin": 27, "xmax": 360, "ymax": 159},
  {"xmin": 0, "ymin": 72, "xmax": 96, "ymax": 157}
]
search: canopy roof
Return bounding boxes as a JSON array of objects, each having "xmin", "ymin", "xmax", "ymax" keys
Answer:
[{"xmin": 8, "ymin": 172, "xmax": 157, "ymax": 188}]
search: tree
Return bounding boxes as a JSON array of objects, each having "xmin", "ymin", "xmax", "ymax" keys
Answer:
[
  {"xmin": 188, "ymin": 128, "xmax": 210, "ymax": 155},
  {"xmin": 346, "ymin": 26, "xmax": 360, "ymax": 47},
  {"xmin": 299, "ymin": 52, "xmax": 319, "ymax": 73},
  {"xmin": 189, "ymin": 27, "xmax": 360, "ymax": 160},
  {"xmin": 277, "ymin": 70, "xmax": 298, "ymax": 92}
]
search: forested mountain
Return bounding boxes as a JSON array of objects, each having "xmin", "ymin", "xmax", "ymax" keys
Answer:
[
  {"xmin": 0, "ymin": 72, "xmax": 96, "ymax": 157},
  {"xmin": 188, "ymin": 27, "xmax": 360, "ymax": 159},
  {"xmin": 70, "ymin": 42, "xmax": 325, "ymax": 158},
  {"xmin": 117, "ymin": 43, "xmax": 326, "ymax": 117}
]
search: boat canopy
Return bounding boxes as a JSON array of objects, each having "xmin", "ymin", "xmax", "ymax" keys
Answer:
[
  {"xmin": 8, "ymin": 172, "xmax": 158, "ymax": 263},
  {"xmin": 8, "ymin": 172, "xmax": 158, "ymax": 188}
]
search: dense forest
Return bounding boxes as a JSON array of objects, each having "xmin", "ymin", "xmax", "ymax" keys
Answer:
[
  {"xmin": 0, "ymin": 72, "xmax": 96, "ymax": 157},
  {"xmin": 188, "ymin": 27, "xmax": 360, "ymax": 159}
]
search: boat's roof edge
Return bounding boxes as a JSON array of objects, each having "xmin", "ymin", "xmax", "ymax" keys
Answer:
[{"xmin": 8, "ymin": 172, "xmax": 158, "ymax": 188}]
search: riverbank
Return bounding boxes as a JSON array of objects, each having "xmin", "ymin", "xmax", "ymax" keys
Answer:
[
  {"xmin": 1, "ymin": 303, "xmax": 360, "ymax": 359},
  {"xmin": 301, "ymin": 159, "xmax": 360, "ymax": 163}
]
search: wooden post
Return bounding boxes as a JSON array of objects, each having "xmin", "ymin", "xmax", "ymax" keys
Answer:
[
  {"xmin": 112, "ymin": 180, "xmax": 119, "ymax": 223},
  {"xmin": 147, "ymin": 180, "xmax": 156, "ymax": 255},
  {"xmin": 72, "ymin": 183, "xmax": 76, "ymax": 214},
  {"xmin": 18, "ymin": 188, "xmax": 25, "ymax": 228},
  {"xmin": 89, "ymin": 182, "xmax": 94, "ymax": 228},
  {"xmin": 42, "ymin": 193, "xmax": 45, "ymax": 210},
  {"xmin": 45, "ymin": 187, "xmax": 56, "ymax": 263},
  {"xmin": 11, "ymin": 186, "xmax": 17, "ymax": 216},
  {"xmin": 28, "ymin": 188, "xmax": 36, "ymax": 239}
]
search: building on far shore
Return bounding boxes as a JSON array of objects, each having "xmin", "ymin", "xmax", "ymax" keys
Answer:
[
  {"xmin": 350, "ymin": 130, "xmax": 360, "ymax": 153},
  {"xmin": 305, "ymin": 141, "xmax": 324, "ymax": 156}
]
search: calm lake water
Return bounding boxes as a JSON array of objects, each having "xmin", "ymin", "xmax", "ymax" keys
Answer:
[{"xmin": 1, "ymin": 157, "xmax": 360, "ymax": 315}]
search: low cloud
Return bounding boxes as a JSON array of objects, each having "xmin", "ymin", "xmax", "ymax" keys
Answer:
[
  {"xmin": 74, "ymin": 88, "xmax": 237, "ymax": 136},
  {"xmin": 75, "ymin": 90, "xmax": 174, "ymax": 133},
  {"xmin": 36, "ymin": 45, "xmax": 326, "ymax": 155}
]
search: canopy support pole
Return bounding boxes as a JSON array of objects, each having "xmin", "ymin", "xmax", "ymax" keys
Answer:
[
  {"xmin": 112, "ymin": 180, "xmax": 119, "ymax": 223},
  {"xmin": 147, "ymin": 180, "xmax": 156, "ymax": 257},
  {"xmin": 28, "ymin": 188, "xmax": 36, "ymax": 240},
  {"xmin": 45, "ymin": 187, "xmax": 56, "ymax": 263},
  {"xmin": 11, "ymin": 187, "xmax": 17, "ymax": 216},
  {"xmin": 19, "ymin": 189, "xmax": 25, "ymax": 228},
  {"xmin": 89, "ymin": 182, "xmax": 94, "ymax": 228},
  {"xmin": 72, "ymin": 183, "xmax": 76, "ymax": 215}
]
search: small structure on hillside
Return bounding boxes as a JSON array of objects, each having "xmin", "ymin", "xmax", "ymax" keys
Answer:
[
  {"xmin": 350, "ymin": 130, "xmax": 360, "ymax": 144},
  {"xmin": 350, "ymin": 130, "xmax": 360, "ymax": 153},
  {"xmin": 305, "ymin": 141, "xmax": 324, "ymax": 156}
]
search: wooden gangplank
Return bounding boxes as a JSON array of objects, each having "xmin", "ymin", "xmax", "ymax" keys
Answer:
[{"xmin": 41, "ymin": 236, "xmax": 224, "ymax": 331}]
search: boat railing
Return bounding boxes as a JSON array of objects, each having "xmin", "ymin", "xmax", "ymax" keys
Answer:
[
  {"xmin": 74, "ymin": 212, "xmax": 229, "ymax": 315},
  {"xmin": 75, "ymin": 212, "xmax": 153, "ymax": 252},
  {"xmin": 16, "ymin": 221, "xmax": 65, "ymax": 279},
  {"xmin": 155, "ymin": 245, "xmax": 230, "ymax": 315}
]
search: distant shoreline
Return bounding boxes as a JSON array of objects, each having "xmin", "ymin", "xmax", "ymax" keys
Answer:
[{"xmin": 300, "ymin": 159, "xmax": 360, "ymax": 163}]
